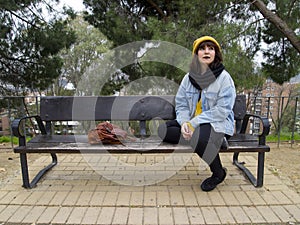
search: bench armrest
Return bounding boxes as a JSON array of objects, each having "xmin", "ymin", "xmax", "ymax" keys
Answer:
[
  {"xmin": 11, "ymin": 115, "xmax": 47, "ymax": 138},
  {"xmin": 240, "ymin": 113, "xmax": 270, "ymax": 145}
]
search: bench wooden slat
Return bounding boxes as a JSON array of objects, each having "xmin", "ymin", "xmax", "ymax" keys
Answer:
[
  {"xmin": 40, "ymin": 96, "xmax": 176, "ymax": 121},
  {"xmin": 24, "ymin": 133, "xmax": 262, "ymax": 144},
  {"xmin": 14, "ymin": 134, "xmax": 270, "ymax": 154}
]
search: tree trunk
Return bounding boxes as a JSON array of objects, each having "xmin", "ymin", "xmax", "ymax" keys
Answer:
[{"xmin": 250, "ymin": 0, "xmax": 300, "ymax": 53}]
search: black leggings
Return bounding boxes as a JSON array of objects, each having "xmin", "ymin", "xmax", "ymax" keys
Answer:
[{"xmin": 158, "ymin": 120, "xmax": 227, "ymax": 176}]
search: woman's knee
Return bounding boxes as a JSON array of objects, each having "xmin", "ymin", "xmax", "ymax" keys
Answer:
[
  {"xmin": 157, "ymin": 122, "xmax": 167, "ymax": 140},
  {"xmin": 191, "ymin": 123, "xmax": 223, "ymax": 157},
  {"xmin": 158, "ymin": 120, "xmax": 181, "ymax": 144}
]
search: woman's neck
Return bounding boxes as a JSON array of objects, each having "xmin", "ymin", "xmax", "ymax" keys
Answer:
[{"xmin": 200, "ymin": 64, "xmax": 209, "ymax": 74}]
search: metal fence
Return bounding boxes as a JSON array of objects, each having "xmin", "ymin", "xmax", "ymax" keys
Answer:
[
  {"xmin": 245, "ymin": 95, "xmax": 299, "ymax": 147},
  {"xmin": 1, "ymin": 95, "xmax": 299, "ymax": 146}
]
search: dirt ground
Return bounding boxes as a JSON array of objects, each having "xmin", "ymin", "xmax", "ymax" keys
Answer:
[
  {"xmin": 0, "ymin": 143, "xmax": 43, "ymax": 188},
  {"xmin": 0, "ymin": 142, "xmax": 300, "ymax": 193},
  {"xmin": 266, "ymin": 142, "xmax": 300, "ymax": 193}
]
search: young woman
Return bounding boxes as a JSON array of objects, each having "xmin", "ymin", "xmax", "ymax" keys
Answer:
[{"xmin": 158, "ymin": 36, "xmax": 236, "ymax": 191}]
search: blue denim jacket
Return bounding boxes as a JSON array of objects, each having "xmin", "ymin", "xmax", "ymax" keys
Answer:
[{"xmin": 175, "ymin": 70, "xmax": 236, "ymax": 135}]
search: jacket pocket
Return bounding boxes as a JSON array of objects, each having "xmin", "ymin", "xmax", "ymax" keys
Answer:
[{"xmin": 203, "ymin": 91, "xmax": 218, "ymax": 109}]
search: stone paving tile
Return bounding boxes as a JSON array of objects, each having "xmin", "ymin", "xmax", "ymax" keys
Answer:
[
  {"xmin": 66, "ymin": 206, "xmax": 87, "ymax": 224},
  {"xmin": 242, "ymin": 206, "xmax": 266, "ymax": 224},
  {"xmin": 36, "ymin": 206, "xmax": 59, "ymax": 224},
  {"xmin": 128, "ymin": 208, "xmax": 143, "ymax": 225},
  {"xmin": 0, "ymin": 153, "xmax": 300, "ymax": 224},
  {"xmin": 233, "ymin": 190, "xmax": 253, "ymax": 205},
  {"xmin": 116, "ymin": 191, "xmax": 131, "ymax": 206},
  {"xmin": 207, "ymin": 191, "xmax": 226, "ymax": 206},
  {"xmin": 271, "ymin": 205, "xmax": 296, "ymax": 223},
  {"xmin": 0, "ymin": 205, "xmax": 6, "ymax": 217},
  {"xmin": 81, "ymin": 207, "xmax": 101, "ymax": 224},
  {"xmin": 0, "ymin": 191, "xmax": 7, "ymax": 201},
  {"xmin": 271, "ymin": 190, "xmax": 294, "ymax": 204},
  {"xmin": 22, "ymin": 190, "xmax": 44, "ymax": 205},
  {"xmin": 228, "ymin": 206, "xmax": 251, "ymax": 224},
  {"xmin": 144, "ymin": 207, "xmax": 158, "ymax": 225},
  {"xmin": 89, "ymin": 191, "xmax": 106, "ymax": 206},
  {"xmin": 144, "ymin": 191, "xmax": 157, "ymax": 206},
  {"xmin": 9, "ymin": 190, "xmax": 31, "ymax": 205},
  {"xmin": 182, "ymin": 191, "xmax": 198, "ymax": 206},
  {"xmin": 245, "ymin": 190, "xmax": 267, "ymax": 205},
  {"xmin": 36, "ymin": 190, "xmax": 57, "ymax": 205},
  {"xmin": 0, "ymin": 191, "xmax": 19, "ymax": 204},
  {"xmin": 112, "ymin": 207, "xmax": 129, "ymax": 224},
  {"xmin": 156, "ymin": 191, "xmax": 170, "ymax": 206},
  {"xmin": 0, "ymin": 205, "xmax": 19, "ymax": 222},
  {"xmin": 49, "ymin": 191, "xmax": 69, "ymax": 205},
  {"xmin": 256, "ymin": 205, "xmax": 282, "ymax": 223},
  {"xmin": 173, "ymin": 207, "xmax": 189, "ymax": 225},
  {"xmin": 75, "ymin": 191, "xmax": 94, "ymax": 206},
  {"xmin": 22, "ymin": 206, "xmax": 46, "ymax": 224},
  {"xmin": 201, "ymin": 207, "xmax": 221, "ymax": 224},
  {"xmin": 220, "ymin": 191, "xmax": 240, "ymax": 206},
  {"xmin": 283, "ymin": 189, "xmax": 300, "ymax": 204},
  {"xmin": 195, "ymin": 191, "xmax": 212, "ymax": 206},
  {"xmin": 129, "ymin": 191, "xmax": 143, "ymax": 207},
  {"xmin": 102, "ymin": 191, "xmax": 118, "ymax": 206},
  {"xmin": 62, "ymin": 191, "xmax": 81, "ymax": 206},
  {"xmin": 169, "ymin": 191, "xmax": 184, "ymax": 206},
  {"xmin": 96, "ymin": 207, "xmax": 115, "ymax": 225},
  {"xmin": 51, "ymin": 206, "xmax": 73, "ymax": 224},
  {"xmin": 284, "ymin": 205, "xmax": 300, "ymax": 221},
  {"xmin": 186, "ymin": 207, "xmax": 205, "ymax": 224},
  {"xmin": 7, "ymin": 205, "xmax": 32, "ymax": 224},
  {"xmin": 259, "ymin": 190, "xmax": 281, "ymax": 205},
  {"xmin": 158, "ymin": 207, "xmax": 174, "ymax": 225},
  {"xmin": 215, "ymin": 206, "xmax": 236, "ymax": 224}
]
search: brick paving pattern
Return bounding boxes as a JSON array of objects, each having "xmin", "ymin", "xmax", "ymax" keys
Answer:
[{"xmin": 0, "ymin": 153, "xmax": 299, "ymax": 224}]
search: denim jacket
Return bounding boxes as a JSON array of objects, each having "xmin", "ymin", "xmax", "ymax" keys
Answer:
[{"xmin": 175, "ymin": 70, "xmax": 236, "ymax": 135}]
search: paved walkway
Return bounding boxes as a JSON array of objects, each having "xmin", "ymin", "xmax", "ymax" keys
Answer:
[{"xmin": 0, "ymin": 152, "xmax": 300, "ymax": 224}]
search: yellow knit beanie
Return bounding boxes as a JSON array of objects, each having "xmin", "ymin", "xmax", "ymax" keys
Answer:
[{"xmin": 192, "ymin": 36, "xmax": 221, "ymax": 54}]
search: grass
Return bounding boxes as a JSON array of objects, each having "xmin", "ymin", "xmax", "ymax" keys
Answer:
[
  {"xmin": 0, "ymin": 136, "xmax": 31, "ymax": 145},
  {"xmin": 266, "ymin": 132, "xmax": 300, "ymax": 142}
]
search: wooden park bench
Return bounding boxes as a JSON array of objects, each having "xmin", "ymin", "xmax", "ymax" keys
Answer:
[{"xmin": 11, "ymin": 95, "xmax": 270, "ymax": 189}]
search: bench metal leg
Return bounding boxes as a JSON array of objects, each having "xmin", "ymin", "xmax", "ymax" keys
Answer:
[
  {"xmin": 233, "ymin": 152, "xmax": 265, "ymax": 187},
  {"xmin": 20, "ymin": 153, "xmax": 58, "ymax": 189}
]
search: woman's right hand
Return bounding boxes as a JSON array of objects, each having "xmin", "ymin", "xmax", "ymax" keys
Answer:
[{"xmin": 181, "ymin": 122, "xmax": 193, "ymax": 140}]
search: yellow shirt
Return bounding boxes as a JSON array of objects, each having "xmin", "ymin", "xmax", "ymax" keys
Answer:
[
  {"xmin": 194, "ymin": 99, "xmax": 202, "ymax": 116},
  {"xmin": 187, "ymin": 99, "xmax": 202, "ymax": 131}
]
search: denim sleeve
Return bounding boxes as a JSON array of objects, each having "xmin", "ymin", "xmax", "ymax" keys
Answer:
[
  {"xmin": 189, "ymin": 74, "xmax": 236, "ymax": 129},
  {"xmin": 175, "ymin": 75, "xmax": 193, "ymax": 125}
]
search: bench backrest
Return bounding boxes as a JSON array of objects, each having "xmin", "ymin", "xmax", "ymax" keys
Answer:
[{"xmin": 40, "ymin": 95, "xmax": 246, "ymax": 125}]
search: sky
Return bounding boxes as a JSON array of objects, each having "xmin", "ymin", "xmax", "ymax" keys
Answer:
[{"xmin": 59, "ymin": 0, "xmax": 85, "ymax": 12}]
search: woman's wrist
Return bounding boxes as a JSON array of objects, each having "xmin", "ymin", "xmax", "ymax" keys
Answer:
[{"xmin": 186, "ymin": 122, "xmax": 195, "ymax": 132}]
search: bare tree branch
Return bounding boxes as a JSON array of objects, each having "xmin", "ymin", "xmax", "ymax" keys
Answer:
[
  {"xmin": 6, "ymin": 9, "xmax": 38, "ymax": 28},
  {"xmin": 146, "ymin": 0, "xmax": 167, "ymax": 20},
  {"xmin": 225, "ymin": 17, "xmax": 265, "ymax": 42},
  {"xmin": 250, "ymin": 0, "xmax": 300, "ymax": 53}
]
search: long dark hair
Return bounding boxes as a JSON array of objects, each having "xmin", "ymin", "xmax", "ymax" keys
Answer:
[{"xmin": 190, "ymin": 41, "xmax": 223, "ymax": 75}]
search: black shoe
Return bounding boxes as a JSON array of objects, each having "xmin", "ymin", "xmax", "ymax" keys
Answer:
[{"xmin": 201, "ymin": 168, "xmax": 227, "ymax": 192}]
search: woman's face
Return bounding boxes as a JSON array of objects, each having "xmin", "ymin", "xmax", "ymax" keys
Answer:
[{"xmin": 197, "ymin": 44, "xmax": 216, "ymax": 66}]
